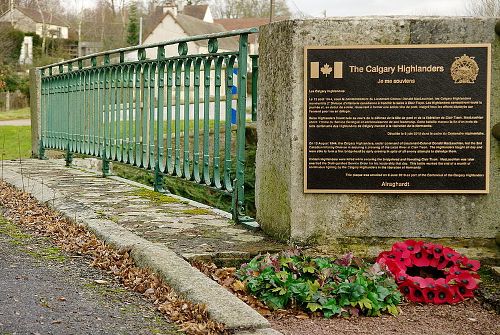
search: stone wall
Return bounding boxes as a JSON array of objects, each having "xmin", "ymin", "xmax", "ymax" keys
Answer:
[{"xmin": 256, "ymin": 17, "xmax": 500, "ymax": 246}]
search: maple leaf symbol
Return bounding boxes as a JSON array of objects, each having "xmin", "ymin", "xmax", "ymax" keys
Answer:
[{"xmin": 320, "ymin": 63, "xmax": 333, "ymax": 77}]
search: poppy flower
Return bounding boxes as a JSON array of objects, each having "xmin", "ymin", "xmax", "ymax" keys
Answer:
[
  {"xmin": 432, "ymin": 244, "xmax": 444, "ymax": 258},
  {"xmin": 453, "ymin": 284, "xmax": 475, "ymax": 299},
  {"xmin": 455, "ymin": 273, "xmax": 479, "ymax": 290},
  {"xmin": 401, "ymin": 240, "xmax": 422, "ymax": 254},
  {"xmin": 463, "ymin": 259, "xmax": 480, "ymax": 272},
  {"xmin": 410, "ymin": 287, "xmax": 426, "ymax": 303},
  {"xmin": 433, "ymin": 284, "xmax": 454, "ymax": 304},
  {"xmin": 408, "ymin": 276, "xmax": 427, "ymax": 289},
  {"xmin": 412, "ymin": 251, "xmax": 430, "ymax": 267}
]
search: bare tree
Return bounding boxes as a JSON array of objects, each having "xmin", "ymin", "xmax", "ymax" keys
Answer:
[
  {"xmin": 465, "ymin": 0, "xmax": 500, "ymax": 16},
  {"xmin": 210, "ymin": 0, "xmax": 290, "ymax": 19}
]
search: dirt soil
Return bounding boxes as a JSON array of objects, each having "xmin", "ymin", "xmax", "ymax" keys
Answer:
[
  {"xmin": 194, "ymin": 260, "xmax": 499, "ymax": 335},
  {"xmin": 269, "ymin": 301, "xmax": 499, "ymax": 335},
  {"xmin": 0, "ymin": 220, "xmax": 179, "ymax": 335}
]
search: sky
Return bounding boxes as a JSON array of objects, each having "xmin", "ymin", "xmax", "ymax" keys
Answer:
[
  {"xmin": 287, "ymin": 0, "xmax": 471, "ymax": 18},
  {"xmin": 74, "ymin": 0, "xmax": 473, "ymax": 17}
]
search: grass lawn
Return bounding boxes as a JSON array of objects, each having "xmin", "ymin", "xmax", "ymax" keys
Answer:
[
  {"xmin": 0, "ymin": 126, "xmax": 32, "ymax": 160},
  {"xmin": 0, "ymin": 108, "xmax": 31, "ymax": 121}
]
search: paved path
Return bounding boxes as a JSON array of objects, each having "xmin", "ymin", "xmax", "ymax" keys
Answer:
[
  {"xmin": 1, "ymin": 158, "xmax": 285, "ymax": 263},
  {"xmin": 0, "ymin": 119, "xmax": 31, "ymax": 126},
  {"xmin": 0, "ymin": 219, "xmax": 178, "ymax": 335}
]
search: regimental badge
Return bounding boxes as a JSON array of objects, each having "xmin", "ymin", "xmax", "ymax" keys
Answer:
[{"xmin": 450, "ymin": 54, "xmax": 479, "ymax": 84}]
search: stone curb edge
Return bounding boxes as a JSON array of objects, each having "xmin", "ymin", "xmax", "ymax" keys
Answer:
[{"xmin": 1, "ymin": 166, "xmax": 279, "ymax": 334}]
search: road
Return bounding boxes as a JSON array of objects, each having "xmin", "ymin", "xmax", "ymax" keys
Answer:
[
  {"xmin": 0, "ymin": 119, "xmax": 31, "ymax": 126},
  {"xmin": 0, "ymin": 217, "xmax": 178, "ymax": 335}
]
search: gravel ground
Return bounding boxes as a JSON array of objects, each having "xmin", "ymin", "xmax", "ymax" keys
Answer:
[
  {"xmin": 0, "ymin": 218, "xmax": 179, "ymax": 335},
  {"xmin": 270, "ymin": 300, "xmax": 499, "ymax": 335}
]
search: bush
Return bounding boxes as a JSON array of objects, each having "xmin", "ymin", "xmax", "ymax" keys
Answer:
[
  {"xmin": 237, "ymin": 250, "xmax": 402, "ymax": 317},
  {"xmin": 0, "ymin": 26, "xmax": 24, "ymax": 64},
  {"xmin": 0, "ymin": 66, "xmax": 29, "ymax": 96}
]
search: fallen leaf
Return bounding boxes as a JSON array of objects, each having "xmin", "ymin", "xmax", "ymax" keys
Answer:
[{"xmin": 144, "ymin": 288, "xmax": 155, "ymax": 296}]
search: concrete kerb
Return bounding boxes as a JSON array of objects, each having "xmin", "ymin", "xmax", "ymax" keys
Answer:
[{"xmin": 0, "ymin": 164, "xmax": 274, "ymax": 333}]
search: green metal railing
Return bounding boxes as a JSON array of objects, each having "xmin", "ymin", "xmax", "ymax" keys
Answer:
[{"xmin": 38, "ymin": 29, "xmax": 258, "ymax": 224}]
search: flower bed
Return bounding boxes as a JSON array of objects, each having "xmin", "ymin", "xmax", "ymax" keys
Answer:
[
  {"xmin": 377, "ymin": 240, "xmax": 481, "ymax": 304},
  {"xmin": 235, "ymin": 250, "xmax": 402, "ymax": 317}
]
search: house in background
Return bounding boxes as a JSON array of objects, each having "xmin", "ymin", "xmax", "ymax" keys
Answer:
[
  {"xmin": 141, "ymin": 3, "xmax": 237, "ymax": 59},
  {"xmin": 0, "ymin": 6, "xmax": 69, "ymax": 39},
  {"xmin": 182, "ymin": 4, "xmax": 214, "ymax": 23}
]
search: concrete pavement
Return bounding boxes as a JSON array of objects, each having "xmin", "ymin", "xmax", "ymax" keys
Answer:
[{"xmin": 1, "ymin": 158, "xmax": 285, "ymax": 334}]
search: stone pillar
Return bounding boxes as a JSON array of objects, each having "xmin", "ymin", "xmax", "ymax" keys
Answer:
[
  {"xmin": 256, "ymin": 17, "xmax": 500, "ymax": 245},
  {"xmin": 30, "ymin": 68, "xmax": 41, "ymax": 158}
]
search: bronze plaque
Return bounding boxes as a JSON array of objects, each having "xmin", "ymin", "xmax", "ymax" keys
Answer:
[{"xmin": 304, "ymin": 44, "xmax": 490, "ymax": 193}]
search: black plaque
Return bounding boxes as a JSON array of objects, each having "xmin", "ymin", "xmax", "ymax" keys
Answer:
[{"xmin": 304, "ymin": 45, "xmax": 490, "ymax": 193}]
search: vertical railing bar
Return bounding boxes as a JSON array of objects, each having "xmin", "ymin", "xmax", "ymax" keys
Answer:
[
  {"xmin": 84, "ymin": 70, "xmax": 90, "ymax": 154},
  {"xmin": 183, "ymin": 59, "xmax": 192, "ymax": 179},
  {"xmin": 75, "ymin": 70, "xmax": 81, "ymax": 154},
  {"xmin": 58, "ymin": 65, "xmax": 64, "ymax": 150},
  {"xmin": 141, "ymin": 63, "xmax": 149, "ymax": 169},
  {"xmin": 103, "ymin": 66, "xmax": 110, "ymax": 160},
  {"xmin": 54, "ymin": 75, "xmax": 59, "ymax": 149},
  {"xmin": 109, "ymin": 67, "xmax": 117, "ymax": 161},
  {"xmin": 174, "ymin": 59, "xmax": 182, "ymax": 176},
  {"xmin": 127, "ymin": 65, "xmax": 134, "ymax": 164},
  {"xmin": 166, "ymin": 60, "xmax": 174, "ymax": 174},
  {"xmin": 134, "ymin": 63, "xmax": 142, "ymax": 167},
  {"xmin": 224, "ymin": 56, "xmax": 236, "ymax": 192},
  {"xmin": 212, "ymin": 56, "xmax": 223, "ymax": 189},
  {"xmin": 102, "ymin": 54, "xmax": 111, "ymax": 175},
  {"xmin": 49, "ymin": 76, "xmax": 53, "ymax": 149},
  {"xmin": 92, "ymin": 69, "xmax": 99, "ymax": 156},
  {"xmin": 202, "ymin": 57, "xmax": 212, "ymax": 185},
  {"xmin": 77, "ymin": 60, "xmax": 84, "ymax": 154},
  {"xmin": 192, "ymin": 58, "xmax": 202, "ymax": 183},
  {"xmin": 155, "ymin": 46, "xmax": 166, "ymax": 191},
  {"xmin": 157, "ymin": 60, "xmax": 165, "ymax": 172},
  {"xmin": 116, "ymin": 66, "xmax": 123, "ymax": 163},
  {"xmin": 55, "ymin": 73, "xmax": 59, "ymax": 150},
  {"xmin": 148, "ymin": 63, "xmax": 156, "ymax": 170}
]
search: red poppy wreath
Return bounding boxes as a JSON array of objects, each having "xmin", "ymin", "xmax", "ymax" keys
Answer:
[{"xmin": 377, "ymin": 240, "xmax": 480, "ymax": 304}]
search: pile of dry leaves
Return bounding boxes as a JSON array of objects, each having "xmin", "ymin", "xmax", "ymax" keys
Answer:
[{"xmin": 0, "ymin": 181, "xmax": 228, "ymax": 335}]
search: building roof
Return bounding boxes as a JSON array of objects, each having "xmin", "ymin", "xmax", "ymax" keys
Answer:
[
  {"xmin": 15, "ymin": 7, "xmax": 67, "ymax": 27},
  {"xmin": 181, "ymin": 4, "xmax": 209, "ymax": 21},
  {"xmin": 145, "ymin": 12, "xmax": 238, "ymax": 51}
]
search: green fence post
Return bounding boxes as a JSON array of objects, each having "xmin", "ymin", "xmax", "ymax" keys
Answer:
[
  {"xmin": 37, "ymin": 68, "xmax": 47, "ymax": 159},
  {"xmin": 233, "ymin": 33, "xmax": 256, "ymax": 226}
]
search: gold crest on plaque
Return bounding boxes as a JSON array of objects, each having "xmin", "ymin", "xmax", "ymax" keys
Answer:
[{"xmin": 450, "ymin": 54, "xmax": 479, "ymax": 84}]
